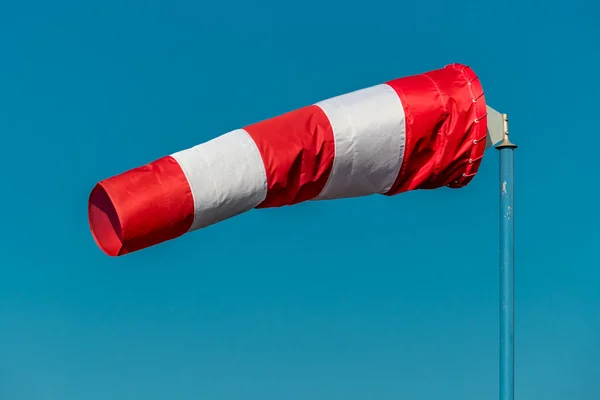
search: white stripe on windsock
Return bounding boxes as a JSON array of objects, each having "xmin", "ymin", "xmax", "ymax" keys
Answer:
[
  {"xmin": 171, "ymin": 129, "xmax": 268, "ymax": 231},
  {"xmin": 314, "ymin": 84, "xmax": 406, "ymax": 200}
]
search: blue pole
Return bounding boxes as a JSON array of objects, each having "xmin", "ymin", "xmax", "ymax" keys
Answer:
[{"xmin": 496, "ymin": 113, "xmax": 516, "ymax": 400}]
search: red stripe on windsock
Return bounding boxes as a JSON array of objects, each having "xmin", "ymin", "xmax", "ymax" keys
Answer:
[
  {"xmin": 244, "ymin": 105, "xmax": 335, "ymax": 208},
  {"xmin": 88, "ymin": 156, "xmax": 194, "ymax": 256},
  {"xmin": 385, "ymin": 63, "xmax": 486, "ymax": 194}
]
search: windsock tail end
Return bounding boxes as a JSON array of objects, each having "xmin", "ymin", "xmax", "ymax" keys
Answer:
[{"xmin": 88, "ymin": 156, "xmax": 195, "ymax": 256}]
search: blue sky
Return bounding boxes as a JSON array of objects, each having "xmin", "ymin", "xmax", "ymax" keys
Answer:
[{"xmin": 1, "ymin": 0, "xmax": 599, "ymax": 399}]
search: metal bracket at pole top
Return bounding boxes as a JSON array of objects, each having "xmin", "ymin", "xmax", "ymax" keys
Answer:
[{"xmin": 495, "ymin": 113, "xmax": 517, "ymax": 150}]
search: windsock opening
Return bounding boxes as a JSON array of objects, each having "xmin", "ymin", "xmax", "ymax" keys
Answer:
[{"xmin": 89, "ymin": 183, "xmax": 123, "ymax": 257}]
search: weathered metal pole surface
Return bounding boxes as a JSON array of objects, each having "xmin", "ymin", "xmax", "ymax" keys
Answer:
[{"xmin": 496, "ymin": 113, "xmax": 516, "ymax": 400}]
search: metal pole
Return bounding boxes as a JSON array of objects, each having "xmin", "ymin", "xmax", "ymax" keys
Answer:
[{"xmin": 496, "ymin": 114, "xmax": 516, "ymax": 400}]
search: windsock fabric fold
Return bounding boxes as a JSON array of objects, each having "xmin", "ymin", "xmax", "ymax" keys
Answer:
[{"xmin": 89, "ymin": 63, "xmax": 487, "ymax": 256}]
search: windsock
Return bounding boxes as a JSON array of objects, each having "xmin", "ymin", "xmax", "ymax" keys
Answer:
[{"xmin": 89, "ymin": 63, "xmax": 487, "ymax": 256}]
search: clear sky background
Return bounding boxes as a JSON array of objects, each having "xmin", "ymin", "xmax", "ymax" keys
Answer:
[{"xmin": 1, "ymin": 0, "xmax": 598, "ymax": 399}]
